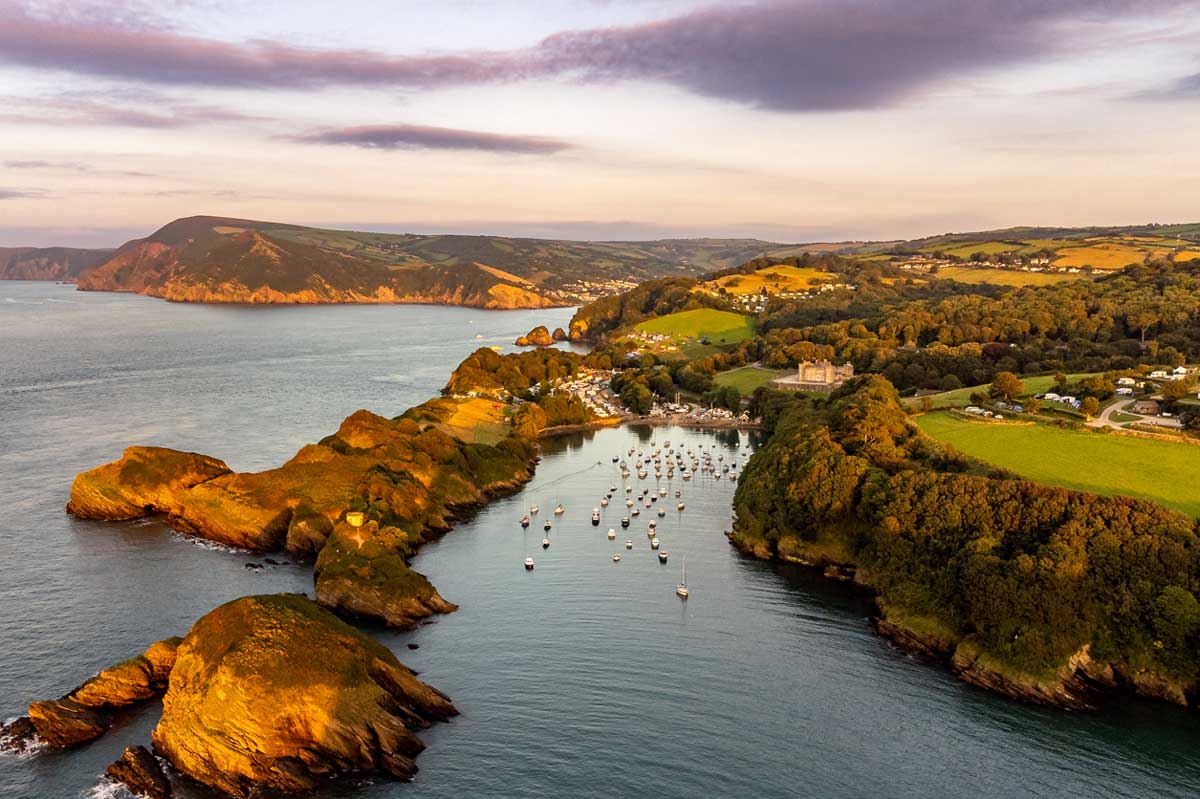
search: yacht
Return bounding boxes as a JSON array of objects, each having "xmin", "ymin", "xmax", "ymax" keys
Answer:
[
  {"xmin": 651, "ymin": 538, "xmax": 660, "ymax": 550},
  {"xmin": 676, "ymin": 559, "xmax": 689, "ymax": 599},
  {"xmin": 613, "ymin": 553, "xmax": 621, "ymax": 562},
  {"xmin": 607, "ymin": 528, "xmax": 617, "ymax": 540},
  {"xmin": 544, "ymin": 520, "xmax": 552, "ymax": 531},
  {"xmin": 524, "ymin": 557, "xmax": 535, "ymax": 571},
  {"xmin": 592, "ymin": 508, "xmax": 601, "ymax": 525}
]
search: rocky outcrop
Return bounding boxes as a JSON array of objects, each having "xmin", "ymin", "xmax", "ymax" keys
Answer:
[
  {"xmin": 69, "ymin": 397, "xmax": 539, "ymax": 626},
  {"xmin": 105, "ymin": 745, "xmax": 172, "ymax": 799},
  {"xmin": 1, "ymin": 638, "xmax": 180, "ymax": 749},
  {"xmin": 514, "ymin": 325, "xmax": 554, "ymax": 347},
  {"xmin": 551, "ymin": 326, "xmax": 567, "ymax": 341},
  {"xmin": 67, "ymin": 447, "xmax": 231, "ymax": 520},
  {"xmin": 315, "ymin": 525, "xmax": 458, "ymax": 628},
  {"xmin": 152, "ymin": 594, "xmax": 456, "ymax": 797}
]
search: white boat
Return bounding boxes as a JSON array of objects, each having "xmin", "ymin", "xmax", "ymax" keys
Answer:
[
  {"xmin": 651, "ymin": 538, "xmax": 660, "ymax": 550},
  {"xmin": 530, "ymin": 503, "xmax": 539, "ymax": 514},
  {"xmin": 542, "ymin": 538, "xmax": 551, "ymax": 549},
  {"xmin": 592, "ymin": 508, "xmax": 601, "ymax": 524},
  {"xmin": 631, "ymin": 507, "xmax": 640, "ymax": 516},
  {"xmin": 544, "ymin": 520, "xmax": 552, "ymax": 531},
  {"xmin": 676, "ymin": 559, "xmax": 689, "ymax": 599},
  {"xmin": 554, "ymin": 504, "xmax": 565, "ymax": 515},
  {"xmin": 520, "ymin": 515, "xmax": 530, "ymax": 528},
  {"xmin": 658, "ymin": 507, "xmax": 666, "ymax": 517},
  {"xmin": 659, "ymin": 489, "xmax": 667, "ymax": 497},
  {"xmin": 613, "ymin": 554, "xmax": 621, "ymax": 562},
  {"xmin": 600, "ymin": 497, "xmax": 609, "ymax": 507},
  {"xmin": 647, "ymin": 528, "xmax": 656, "ymax": 538},
  {"xmin": 525, "ymin": 557, "xmax": 535, "ymax": 570},
  {"xmin": 607, "ymin": 528, "xmax": 617, "ymax": 540},
  {"xmin": 625, "ymin": 540, "xmax": 633, "ymax": 549}
]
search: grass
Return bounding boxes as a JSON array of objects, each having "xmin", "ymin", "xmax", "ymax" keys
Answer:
[
  {"xmin": 933, "ymin": 266, "xmax": 1084, "ymax": 286},
  {"xmin": 713, "ymin": 365, "xmax": 789, "ymax": 393},
  {"xmin": 904, "ymin": 373, "xmax": 1100, "ymax": 409},
  {"xmin": 704, "ymin": 264, "xmax": 833, "ymax": 296},
  {"xmin": 915, "ymin": 412, "xmax": 1200, "ymax": 517},
  {"xmin": 635, "ymin": 308, "xmax": 755, "ymax": 344}
]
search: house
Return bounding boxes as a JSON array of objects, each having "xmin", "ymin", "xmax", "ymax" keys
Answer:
[
  {"xmin": 1116, "ymin": 387, "xmax": 1134, "ymax": 396},
  {"xmin": 1132, "ymin": 400, "xmax": 1161, "ymax": 416},
  {"xmin": 1116, "ymin": 376, "xmax": 1136, "ymax": 386},
  {"xmin": 1174, "ymin": 366, "xmax": 1190, "ymax": 375},
  {"xmin": 1150, "ymin": 370, "xmax": 1169, "ymax": 379}
]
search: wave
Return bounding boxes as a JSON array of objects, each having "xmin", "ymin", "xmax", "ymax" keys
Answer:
[
  {"xmin": 170, "ymin": 531, "xmax": 251, "ymax": 554},
  {"xmin": 4, "ymin": 298, "xmax": 44, "ymax": 305},
  {"xmin": 84, "ymin": 777, "xmax": 132, "ymax": 799}
]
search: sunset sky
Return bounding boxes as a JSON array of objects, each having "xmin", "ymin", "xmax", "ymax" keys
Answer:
[{"xmin": 2, "ymin": 0, "xmax": 1199, "ymax": 247}]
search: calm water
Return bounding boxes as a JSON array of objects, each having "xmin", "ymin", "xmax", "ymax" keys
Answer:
[{"xmin": 2, "ymin": 282, "xmax": 1198, "ymax": 799}]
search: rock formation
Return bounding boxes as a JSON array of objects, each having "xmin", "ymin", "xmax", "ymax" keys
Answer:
[
  {"xmin": 152, "ymin": 594, "xmax": 456, "ymax": 796},
  {"xmin": 105, "ymin": 745, "xmax": 172, "ymax": 799},
  {"xmin": 1, "ymin": 638, "xmax": 179, "ymax": 749},
  {"xmin": 68, "ymin": 397, "xmax": 537, "ymax": 626},
  {"xmin": 514, "ymin": 325, "xmax": 555, "ymax": 346}
]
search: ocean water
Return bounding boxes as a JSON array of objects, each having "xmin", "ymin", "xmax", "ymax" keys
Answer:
[{"xmin": 1, "ymin": 281, "xmax": 1198, "ymax": 799}]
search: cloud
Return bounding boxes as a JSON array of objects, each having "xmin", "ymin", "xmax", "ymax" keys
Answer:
[
  {"xmin": 0, "ymin": 90, "xmax": 264, "ymax": 128},
  {"xmin": 5, "ymin": 159, "xmax": 89, "ymax": 170},
  {"xmin": 0, "ymin": 187, "xmax": 47, "ymax": 199},
  {"xmin": 288, "ymin": 124, "xmax": 571, "ymax": 154},
  {"xmin": 0, "ymin": 1, "xmax": 1183, "ymax": 111}
]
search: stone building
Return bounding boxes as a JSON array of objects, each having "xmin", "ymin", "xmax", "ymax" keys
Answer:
[{"xmin": 771, "ymin": 359, "xmax": 854, "ymax": 392}]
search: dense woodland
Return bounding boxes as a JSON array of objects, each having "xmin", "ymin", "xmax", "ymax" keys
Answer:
[{"xmin": 732, "ymin": 376, "xmax": 1200, "ymax": 682}]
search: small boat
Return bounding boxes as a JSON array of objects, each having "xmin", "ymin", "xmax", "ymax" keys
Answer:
[
  {"xmin": 600, "ymin": 497, "xmax": 609, "ymax": 507},
  {"xmin": 613, "ymin": 554, "xmax": 621, "ymax": 562},
  {"xmin": 625, "ymin": 484, "xmax": 632, "ymax": 493},
  {"xmin": 675, "ymin": 490, "xmax": 682, "ymax": 498},
  {"xmin": 525, "ymin": 557, "xmax": 535, "ymax": 570},
  {"xmin": 530, "ymin": 502, "xmax": 539, "ymax": 514},
  {"xmin": 554, "ymin": 504, "xmax": 565, "ymax": 515},
  {"xmin": 651, "ymin": 538, "xmax": 660, "ymax": 550},
  {"xmin": 660, "ymin": 489, "xmax": 667, "ymax": 497},
  {"xmin": 658, "ymin": 550, "xmax": 668, "ymax": 563},
  {"xmin": 625, "ymin": 540, "xmax": 633, "ymax": 549},
  {"xmin": 632, "ymin": 507, "xmax": 640, "ymax": 517},
  {"xmin": 542, "ymin": 538, "xmax": 551, "ymax": 549},
  {"xmin": 621, "ymin": 517, "xmax": 630, "ymax": 528},
  {"xmin": 612, "ymin": 456, "xmax": 619, "ymax": 463},
  {"xmin": 625, "ymin": 498, "xmax": 634, "ymax": 507},
  {"xmin": 592, "ymin": 509, "xmax": 601, "ymax": 525},
  {"xmin": 658, "ymin": 507, "xmax": 666, "ymax": 517},
  {"xmin": 676, "ymin": 559, "xmax": 689, "ymax": 599},
  {"xmin": 520, "ymin": 515, "xmax": 530, "ymax": 528},
  {"xmin": 607, "ymin": 528, "xmax": 617, "ymax": 540},
  {"xmin": 677, "ymin": 503, "xmax": 685, "ymax": 511},
  {"xmin": 544, "ymin": 520, "xmax": 552, "ymax": 531}
]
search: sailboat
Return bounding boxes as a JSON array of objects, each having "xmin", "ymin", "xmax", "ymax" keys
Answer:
[
  {"xmin": 676, "ymin": 558, "xmax": 689, "ymax": 599},
  {"xmin": 520, "ymin": 515, "xmax": 530, "ymax": 528},
  {"xmin": 554, "ymin": 502, "xmax": 565, "ymax": 515},
  {"xmin": 530, "ymin": 502, "xmax": 540, "ymax": 514},
  {"xmin": 592, "ymin": 507, "xmax": 601, "ymax": 524}
]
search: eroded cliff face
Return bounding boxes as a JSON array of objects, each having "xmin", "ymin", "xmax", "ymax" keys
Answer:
[
  {"xmin": 67, "ymin": 397, "xmax": 538, "ymax": 626},
  {"xmin": 152, "ymin": 594, "xmax": 456, "ymax": 797}
]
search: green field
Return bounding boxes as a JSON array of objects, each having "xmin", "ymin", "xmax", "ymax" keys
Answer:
[
  {"xmin": 905, "ymin": 372, "xmax": 1100, "ymax": 409},
  {"xmin": 635, "ymin": 309, "xmax": 755, "ymax": 344},
  {"xmin": 713, "ymin": 365, "xmax": 788, "ymax": 393},
  {"xmin": 934, "ymin": 266, "xmax": 1084, "ymax": 287},
  {"xmin": 916, "ymin": 412, "xmax": 1200, "ymax": 517}
]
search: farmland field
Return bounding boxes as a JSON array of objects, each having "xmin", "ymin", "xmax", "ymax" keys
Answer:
[
  {"xmin": 705, "ymin": 264, "xmax": 833, "ymax": 295},
  {"xmin": 915, "ymin": 412, "xmax": 1200, "ymax": 517},
  {"xmin": 1053, "ymin": 243, "xmax": 1148, "ymax": 270},
  {"xmin": 933, "ymin": 266, "xmax": 1084, "ymax": 286},
  {"xmin": 635, "ymin": 308, "xmax": 755, "ymax": 344},
  {"xmin": 713, "ymin": 365, "xmax": 789, "ymax": 393}
]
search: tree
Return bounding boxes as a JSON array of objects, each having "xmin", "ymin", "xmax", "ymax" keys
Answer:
[
  {"xmin": 1080, "ymin": 397, "xmax": 1100, "ymax": 419},
  {"xmin": 620, "ymin": 383, "xmax": 653, "ymax": 415},
  {"xmin": 990, "ymin": 371, "xmax": 1024, "ymax": 401},
  {"xmin": 1162, "ymin": 377, "xmax": 1197, "ymax": 401},
  {"xmin": 1022, "ymin": 396, "xmax": 1042, "ymax": 415}
]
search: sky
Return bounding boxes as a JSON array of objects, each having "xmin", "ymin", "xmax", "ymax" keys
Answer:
[{"xmin": 2, "ymin": 0, "xmax": 1200, "ymax": 247}]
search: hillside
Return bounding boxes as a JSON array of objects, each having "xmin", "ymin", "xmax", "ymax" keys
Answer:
[
  {"xmin": 0, "ymin": 246, "xmax": 114, "ymax": 281},
  {"xmin": 72, "ymin": 216, "xmax": 788, "ymax": 308}
]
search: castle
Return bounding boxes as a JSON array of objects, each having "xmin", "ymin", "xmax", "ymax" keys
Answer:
[{"xmin": 770, "ymin": 359, "xmax": 854, "ymax": 392}]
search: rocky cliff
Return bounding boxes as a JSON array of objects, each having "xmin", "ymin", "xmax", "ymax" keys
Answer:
[{"xmin": 0, "ymin": 246, "xmax": 113, "ymax": 280}]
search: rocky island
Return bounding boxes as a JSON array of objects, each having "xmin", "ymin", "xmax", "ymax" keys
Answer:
[{"xmin": 3, "ymin": 594, "xmax": 454, "ymax": 797}]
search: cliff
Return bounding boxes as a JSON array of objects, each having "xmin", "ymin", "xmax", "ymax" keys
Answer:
[{"xmin": 0, "ymin": 246, "xmax": 113, "ymax": 280}]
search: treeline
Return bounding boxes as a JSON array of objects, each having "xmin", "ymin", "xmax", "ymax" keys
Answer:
[
  {"xmin": 733, "ymin": 375, "xmax": 1200, "ymax": 683},
  {"xmin": 756, "ymin": 260, "xmax": 1200, "ymax": 391},
  {"xmin": 444, "ymin": 347, "xmax": 583, "ymax": 397}
]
